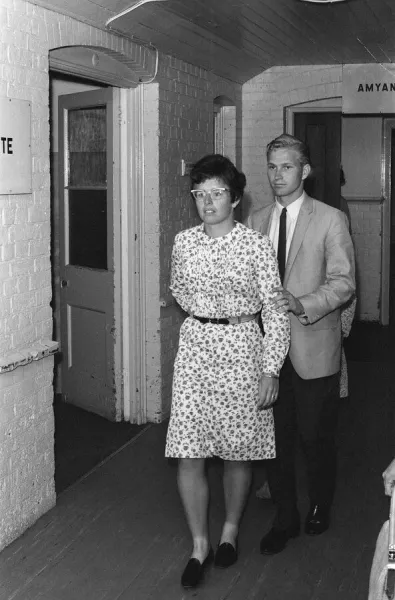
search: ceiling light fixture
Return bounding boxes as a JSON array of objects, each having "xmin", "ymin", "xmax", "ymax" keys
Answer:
[
  {"xmin": 106, "ymin": 0, "xmax": 168, "ymax": 27},
  {"xmin": 300, "ymin": 0, "xmax": 347, "ymax": 3}
]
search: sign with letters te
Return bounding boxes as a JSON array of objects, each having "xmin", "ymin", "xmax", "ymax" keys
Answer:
[
  {"xmin": 342, "ymin": 64, "xmax": 395, "ymax": 114},
  {"xmin": 0, "ymin": 97, "xmax": 32, "ymax": 194}
]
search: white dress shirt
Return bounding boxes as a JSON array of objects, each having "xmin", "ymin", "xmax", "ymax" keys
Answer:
[
  {"xmin": 268, "ymin": 192, "xmax": 305, "ymax": 260},
  {"xmin": 268, "ymin": 192, "xmax": 310, "ymax": 324}
]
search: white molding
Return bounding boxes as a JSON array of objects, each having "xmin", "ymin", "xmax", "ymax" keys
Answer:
[
  {"xmin": 49, "ymin": 47, "xmax": 139, "ymax": 88},
  {"xmin": 381, "ymin": 118, "xmax": 395, "ymax": 326},
  {"xmin": 285, "ymin": 98, "xmax": 342, "ymax": 132},
  {"xmin": 0, "ymin": 341, "xmax": 58, "ymax": 374},
  {"xmin": 120, "ymin": 87, "xmax": 147, "ymax": 424},
  {"xmin": 112, "ymin": 88, "xmax": 123, "ymax": 420},
  {"xmin": 343, "ymin": 196, "xmax": 383, "ymax": 203}
]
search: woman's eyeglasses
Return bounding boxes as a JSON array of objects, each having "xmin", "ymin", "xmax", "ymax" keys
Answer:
[{"xmin": 190, "ymin": 188, "xmax": 230, "ymax": 201}]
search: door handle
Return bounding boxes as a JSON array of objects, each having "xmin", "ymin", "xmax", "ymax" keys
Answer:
[{"xmin": 61, "ymin": 279, "xmax": 69, "ymax": 288}]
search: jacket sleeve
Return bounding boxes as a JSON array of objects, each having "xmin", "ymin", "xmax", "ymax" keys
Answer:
[
  {"xmin": 169, "ymin": 234, "xmax": 190, "ymax": 314},
  {"xmin": 255, "ymin": 235, "xmax": 290, "ymax": 375},
  {"xmin": 299, "ymin": 211, "xmax": 356, "ymax": 324}
]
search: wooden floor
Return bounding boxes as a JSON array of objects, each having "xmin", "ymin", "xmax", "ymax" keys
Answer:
[{"xmin": 0, "ymin": 353, "xmax": 394, "ymax": 599}]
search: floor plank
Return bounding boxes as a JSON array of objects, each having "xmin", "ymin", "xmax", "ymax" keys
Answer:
[{"xmin": 0, "ymin": 344, "xmax": 394, "ymax": 599}]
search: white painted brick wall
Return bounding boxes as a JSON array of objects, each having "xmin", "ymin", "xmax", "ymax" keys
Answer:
[
  {"xmin": 0, "ymin": 0, "xmax": 56, "ymax": 548},
  {"xmin": 0, "ymin": 0, "xmax": 160, "ymax": 550},
  {"xmin": 0, "ymin": 359, "xmax": 55, "ymax": 550},
  {"xmin": 242, "ymin": 65, "xmax": 381, "ymax": 321}
]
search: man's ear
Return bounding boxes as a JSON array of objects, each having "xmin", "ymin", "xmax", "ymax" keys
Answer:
[{"xmin": 302, "ymin": 163, "xmax": 311, "ymax": 181}]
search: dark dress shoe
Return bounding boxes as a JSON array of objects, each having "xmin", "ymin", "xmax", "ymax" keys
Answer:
[
  {"xmin": 181, "ymin": 548, "xmax": 213, "ymax": 589},
  {"xmin": 214, "ymin": 542, "xmax": 238, "ymax": 568},
  {"xmin": 305, "ymin": 505, "xmax": 330, "ymax": 535},
  {"xmin": 260, "ymin": 524, "xmax": 300, "ymax": 555}
]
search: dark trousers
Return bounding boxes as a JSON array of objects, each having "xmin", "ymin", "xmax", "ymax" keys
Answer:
[{"xmin": 266, "ymin": 356, "xmax": 340, "ymax": 530}]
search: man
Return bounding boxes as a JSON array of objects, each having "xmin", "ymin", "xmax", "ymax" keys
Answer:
[{"xmin": 246, "ymin": 133, "xmax": 355, "ymax": 555}]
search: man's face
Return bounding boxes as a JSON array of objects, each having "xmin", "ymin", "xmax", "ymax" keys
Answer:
[{"xmin": 267, "ymin": 148, "xmax": 310, "ymax": 205}]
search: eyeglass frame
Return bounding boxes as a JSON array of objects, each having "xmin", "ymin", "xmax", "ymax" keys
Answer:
[{"xmin": 190, "ymin": 187, "xmax": 231, "ymax": 201}]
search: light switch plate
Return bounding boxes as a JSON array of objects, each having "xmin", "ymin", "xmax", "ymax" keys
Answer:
[{"xmin": 181, "ymin": 159, "xmax": 193, "ymax": 176}]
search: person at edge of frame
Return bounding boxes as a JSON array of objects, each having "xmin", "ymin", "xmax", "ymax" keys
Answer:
[{"xmin": 246, "ymin": 133, "xmax": 355, "ymax": 555}]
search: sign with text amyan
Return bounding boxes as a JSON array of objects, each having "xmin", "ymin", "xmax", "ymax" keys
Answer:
[
  {"xmin": 0, "ymin": 97, "xmax": 32, "ymax": 194},
  {"xmin": 343, "ymin": 64, "xmax": 395, "ymax": 114}
]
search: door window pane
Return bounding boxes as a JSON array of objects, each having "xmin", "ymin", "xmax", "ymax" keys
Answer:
[
  {"xmin": 69, "ymin": 189, "xmax": 107, "ymax": 269},
  {"xmin": 67, "ymin": 105, "xmax": 107, "ymax": 269},
  {"xmin": 68, "ymin": 107, "xmax": 107, "ymax": 187}
]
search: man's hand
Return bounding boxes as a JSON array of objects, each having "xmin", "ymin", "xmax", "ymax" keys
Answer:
[
  {"xmin": 258, "ymin": 375, "xmax": 279, "ymax": 410},
  {"xmin": 272, "ymin": 286, "xmax": 304, "ymax": 316},
  {"xmin": 383, "ymin": 458, "xmax": 395, "ymax": 496}
]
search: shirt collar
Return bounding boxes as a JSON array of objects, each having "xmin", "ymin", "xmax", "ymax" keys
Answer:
[{"xmin": 275, "ymin": 191, "xmax": 305, "ymax": 220}]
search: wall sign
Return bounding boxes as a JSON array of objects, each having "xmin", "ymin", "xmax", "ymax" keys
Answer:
[
  {"xmin": 342, "ymin": 64, "xmax": 395, "ymax": 114},
  {"xmin": 0, "ymin": 97, "xmax": 32, "ymax": 194}
]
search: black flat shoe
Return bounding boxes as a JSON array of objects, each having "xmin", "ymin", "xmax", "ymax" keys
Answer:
[
  {"xmin": 305, "ymin": 505, "xmax": 330, "ymax": 536},
  {"xmin": 260, "ymin": 523, "xmax": 300, "ymax": 555},
  {"xmin": 214, "ymin": 542, "xmax": 238, "ymax": 568},
  {"xmin": 181, "ymin": 548, "xmax": 214, "ymax": 589}
]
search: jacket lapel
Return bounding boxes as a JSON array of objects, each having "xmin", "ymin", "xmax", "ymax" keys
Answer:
[{"xmin": 284, "ymin": 195, "xmax": 314, "ymax": 285}]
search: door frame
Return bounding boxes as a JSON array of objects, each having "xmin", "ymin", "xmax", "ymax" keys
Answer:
[
  {"xmin": 50, "ymin": 46, "xmax": 147, "ymax": 423},
  {"xmin": 284, "ymin": 100, "xmax": 342, "ymax": 134},
  {"xmin": 58, "ymin": 88, "xmax": 122, "ymax": 419},
  {"xmin": 381, "ymin": 118, "xmax": 395, "ymax": 326},
  {"xmin": 119, "ymin": 86, "xmax": 148, "ymax": 424}
]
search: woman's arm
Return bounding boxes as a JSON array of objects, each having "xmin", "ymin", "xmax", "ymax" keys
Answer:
[
  {"xmin": 256, "ymin": 235, "xmax": 290, "ymax": 375},
  {"xmin": 170, "ymin": 234, "xmax": 191, "ymax": 314}
]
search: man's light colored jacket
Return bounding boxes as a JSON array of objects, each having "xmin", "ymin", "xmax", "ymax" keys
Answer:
[{"xmin": 246, "ymin": 195, "xmax": 356, "ymax": 380}]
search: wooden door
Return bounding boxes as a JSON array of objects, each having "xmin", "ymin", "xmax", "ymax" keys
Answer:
[
  {"xmin": 294, "ymin": 112, "xmax": 341, "ymax": 209},
  {"xmin": 58, "ymin": 89, "xmax": 119, "ymax": 420}
]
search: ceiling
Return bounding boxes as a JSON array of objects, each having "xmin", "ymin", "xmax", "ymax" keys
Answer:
[{"xmin": 34, "ymin": 0, "xmax": 395, "ymax": 83}]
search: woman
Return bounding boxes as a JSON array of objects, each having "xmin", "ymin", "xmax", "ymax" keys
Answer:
[{"xmin": 165, "ymin": 154, "xmax": 290, "ymax": 589}]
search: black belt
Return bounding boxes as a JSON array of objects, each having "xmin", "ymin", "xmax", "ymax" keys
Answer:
[
  {"xmin": 193, "ymin": 316, "xmax": 230, "ymax": 325},
  {"xmin": 192, "ymin": 313, "xmax": 258, "ymax": 325}
]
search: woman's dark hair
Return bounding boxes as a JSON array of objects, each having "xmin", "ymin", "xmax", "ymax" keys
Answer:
[{"xmin": 190, "ymin": 154, "xmax": 246, "ymax": 202}]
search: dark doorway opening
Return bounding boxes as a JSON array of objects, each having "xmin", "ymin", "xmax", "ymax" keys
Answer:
[
  {"xmin": 54, "ymin": 395, "xmax": 148, "ymax": 494},
  {"xmin": 50, "ymin": 72, "xmax": 148, "ymax": 494},
  {"xmin": 294, "ymin": 112, "xmax": 342, "ymax": 209},
  {"xmin": 390, "ymin": 128, "xmax": 395, "ymax": 326}
]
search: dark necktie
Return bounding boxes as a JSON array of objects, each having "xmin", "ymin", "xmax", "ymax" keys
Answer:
[{"xmin": 277, "ymin": 207, "xmax": 287, "ymax": 284}]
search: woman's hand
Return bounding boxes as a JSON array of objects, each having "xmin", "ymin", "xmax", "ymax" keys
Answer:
[
  {"xmin": 258, "ymin": 375, "xmax": 279, "ymax": 410},
  {"xmin": 383, "ymin": 458, "xmax": 395, "ymax": 496}
]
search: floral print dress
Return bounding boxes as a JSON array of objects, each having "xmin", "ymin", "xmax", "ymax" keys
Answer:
[{"xmin": 165, "ymin": 222, "xmax": 290, "ymax": 461}]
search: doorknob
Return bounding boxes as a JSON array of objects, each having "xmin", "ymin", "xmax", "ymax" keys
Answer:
[{"xmin": 61, "ymin": 279, "xmax": 69, "ymax": 288}]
